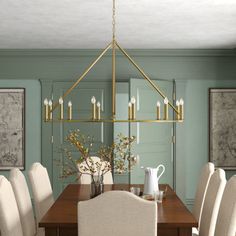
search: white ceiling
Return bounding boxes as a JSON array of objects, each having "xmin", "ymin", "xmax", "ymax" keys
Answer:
[{"xmin": 0, "ymin": 0, "xmax": 236, "ymax": 49}]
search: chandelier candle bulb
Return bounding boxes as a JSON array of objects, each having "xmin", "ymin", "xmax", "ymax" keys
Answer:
[
  {"xmin": 131, "ymin": 96, "xmax": 136, "ymax": 120},
  {"xmin": 96, "ymin": 102, "xmax": 101, "ymax": 120},
  {"xmin": 164, "ymin": 97, "xmax": 169, "ymax": 120},
  {"xmin": 128, "ymin": 102, "xmax": 132, "ymax": 120},
  {"xmin": 91, "ymin": 96, "xmax": 97, "ymax": 120},
  {"xmin": 176, "ymin": 100, "xmax": 180, "ymax": 120},
  {"xmin": 179, "ymin": 98, "xmax": 184, "ymax": 120},
  {"xmin": 68, "ymin": 101, "xmax": 72, "ymax": 120},
  {"xmin": 156, "ymin": 101, "xmax": 161, "ymax": 120},
  {"xmin": 44, "ymin": 98, "xmax": 49, "ymax": 121},
  {"xmin": 48, "ymin": 100, "xmax": 53, "ymax": 120},
  {"xmin": 59, "ymin": 97, "xmax": 64, "ymax": 120}
]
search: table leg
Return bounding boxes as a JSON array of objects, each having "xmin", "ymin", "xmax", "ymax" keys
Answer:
[
  {"xmin": 45, "ymin": 227, "xmax": 58, "ymax": 236},
  {"xmin": 179, "ymin": 228, "xmax": 192, "ymax": 236},
  {"xmin": 158, "ymin": 227, "xmax": 192, "ymax": 236},
  {"xmin": 44, "ymin": 227, "xmax": 78, "ymax": 236}
]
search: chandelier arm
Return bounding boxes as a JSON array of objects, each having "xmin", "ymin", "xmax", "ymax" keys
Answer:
[
  {"xmin": 51, "ymin": 42, "xmax": 112, "ymax": 112},
  {"xmin": 49, "ymin": 119, "xmax": 182, "ymax": 123},
  {"xmin": 116, "ymin": 42, "xmax": 178, "ymax": 114}
]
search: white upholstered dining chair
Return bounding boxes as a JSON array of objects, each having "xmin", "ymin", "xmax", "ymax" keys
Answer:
[
  {"xmin": 192, "ymin": 162, "xmax": 214, "ymax": 225},
  {"xmin": 214, "ymin": 175, "xmax": 236, "ymax": 236},
  {"xmin": 78, "ymin": 190, "xmax": 157, "ymax": 236},
  {"xmin": 9, "ymin": 168, "xmax": 44, "ymax": 236},
  {"xmin": 29, "ymin": 163, "xmax": 54, "ymax": 225},
  {"xmin": 192, "ymin": 168, "xmax": 226, "ymax": 236},
  {"xmin": 77, "ymin": 156, "xmax": 113, "ymax": 184},
  {"xmin": 0, "ymin": 175, "xmax": 23, "ymax": 236}
]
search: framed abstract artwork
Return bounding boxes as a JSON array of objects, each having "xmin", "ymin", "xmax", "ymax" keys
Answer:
[
  {"xmin": 0, "ymin": 88, "xmax": 25, "ymax": 170},
  {"xmin": 209, "ymin": 88, "xmax": 236, "ymax": 169}
]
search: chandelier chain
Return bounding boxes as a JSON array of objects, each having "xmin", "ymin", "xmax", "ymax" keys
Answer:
[{"xmin": 112, "ymin": 0, "xmax": 116, "ymax": 40}]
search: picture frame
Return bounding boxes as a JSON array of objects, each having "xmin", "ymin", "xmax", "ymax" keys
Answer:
[
  {"xmin": 0, "ymin": 88, "xmax": 25, "ymax": 170},
  {"xmin": 209, "ymin": 88, "xmax": 236, "ymax": 170}
]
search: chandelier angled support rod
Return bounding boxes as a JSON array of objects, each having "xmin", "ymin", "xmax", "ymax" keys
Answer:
[
  {"xmin": 115, "ymin": 41, "xmax": 178, "ymax": 114},
  {"xmin": 51, "ymin": 42, "xmax": 112, "ymax": 112}
]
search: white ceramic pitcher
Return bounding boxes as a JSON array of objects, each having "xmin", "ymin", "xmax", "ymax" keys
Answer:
[{"xmin": 143, "ymin": 164, "xmax": 165, "ymax": 195}]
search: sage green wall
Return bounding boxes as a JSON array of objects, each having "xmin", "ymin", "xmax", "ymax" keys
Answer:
[
  {"xmin": 0, "ymin": 79, "xmax": 41, "ymax": 186},
  {"xmin": 0, "ymin": 49, "xmax": 236, "ymax": 206},
  {"xmin": 180, "ymin": 79, "xmax": 236, "ymax": 208}
]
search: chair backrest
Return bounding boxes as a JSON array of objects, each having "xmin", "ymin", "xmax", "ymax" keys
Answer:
[
  {"xmin": 192, "ymin": 162, "xmax": 215, "ymax": 224},
  {"xmin": 214, "ymin": 175, "xmax": 236, "ymax": 236},
  {"xmin": 78, "ymin": 190, "xmax": 157, "ymax": 236},
  {"xmin": 199, "ymin": 168, "xmax": 226, "ymax": 236},
  {"xmin": 9, "ymin": 168, "xmax": 36, "ymax": 236},
  {"xmin": 28, "ymin": 162, "xmax": 54, "ymax": 223},
  {"xmin": 78, "ymin": 156, "xmax": 113, "ymax": 184},
  {"xmin": 0, "ymin": 175, "xmax": 23, "ymax": 236}
]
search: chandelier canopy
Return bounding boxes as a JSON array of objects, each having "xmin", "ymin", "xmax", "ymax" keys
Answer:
[{"xmin": 43, "ymin": 0, "xmax": 184, "ymax": 123}]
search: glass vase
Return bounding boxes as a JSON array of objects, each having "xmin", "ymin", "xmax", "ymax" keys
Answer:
[{"xmin": 90, "ymin": 175, "xmax": 104, "ymax": 198}]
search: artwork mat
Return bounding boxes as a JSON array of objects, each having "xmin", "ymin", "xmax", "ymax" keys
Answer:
[
  {"xmin": 209, "ymin": 88, "xmax": 236, "ymax": 170},
  {"xmin": 0, "ymin": 88, "xmax": 25, "ymax": 170}
]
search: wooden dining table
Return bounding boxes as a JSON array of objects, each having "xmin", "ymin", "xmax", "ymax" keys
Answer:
[{"xmin": 39, "ymin": 184, "xmax": 197, "ymax": 236}]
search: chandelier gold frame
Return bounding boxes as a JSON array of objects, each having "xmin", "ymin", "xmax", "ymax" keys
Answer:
[{"xmin": 43, "ymin": 0, "xmax": 184, "ymax": 123}]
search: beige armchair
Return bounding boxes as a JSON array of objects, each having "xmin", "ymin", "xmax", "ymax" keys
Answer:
[
  {"xmin": 214, "ymin": 175, "xmax": 236, "ymax": 236},
  {"xmin": 193, "ymin": 168, "xmax": 226, "ymax": 236},
  {"xmin": 192, "ymin": 162, "xmax": 215, "ymax": 225},
  {"xmin": 10, "ymin": 168, "xmax": 45, "ymax": 236},
  {"xmin": 78, "ymin": 190, "xmax": 157, "ymax": 236},
  {"xmin": 0, "ymin": 175, "xmax": 23, "ymax": 236},
  {"xmin": 28, "ymin": 163, "xmax": 54, "ymax": 225}
]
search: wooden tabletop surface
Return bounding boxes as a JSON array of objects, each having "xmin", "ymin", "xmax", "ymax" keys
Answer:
[{"xmin": 39, "ymin": 184, "xmax": 197, "ymax": 229}]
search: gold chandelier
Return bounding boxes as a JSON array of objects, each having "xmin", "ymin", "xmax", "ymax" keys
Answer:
[{"xmin": 43, "ymin": 0, "xmax": 184, "ymax": 123}]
